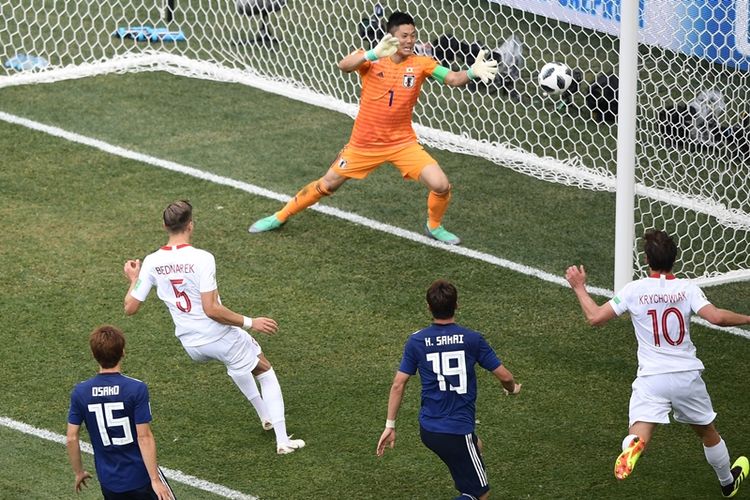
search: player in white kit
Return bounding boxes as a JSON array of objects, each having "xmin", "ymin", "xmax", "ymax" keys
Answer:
[
  {"xmin": 566, "ymin": 229, "xmax": 750, "ymax": 497},
  {"xmin": 123, "ymin": 200, "xmax": 304, "ymax": 455}
]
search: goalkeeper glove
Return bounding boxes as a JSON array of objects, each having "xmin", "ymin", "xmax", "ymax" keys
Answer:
[
  {"xmin": 467, "ymin": 49, "xmax": 498, "ymax": 84},
  {"xmin": 365, "ymin": 33, "xmax": 400, "ymax": 61}
]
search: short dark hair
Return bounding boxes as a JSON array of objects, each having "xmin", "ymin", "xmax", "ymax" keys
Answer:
[
  {"xmin": 643, "ymin": 229, "xmax": 678, "ymax": 272},
  {"xmin": 426, "ymin": 279, "xmax": 457, "ymax": 319},
  {"xmin": 386, "ymin": 11, "xmax": 415, "ymax": 33},
  {"xmin": 90, "ymin": 325, "xmax": 125, "ymax": 369},
  {"xmin": 163, "ymin": 200, "xmax": 193, "ymax": 233}
]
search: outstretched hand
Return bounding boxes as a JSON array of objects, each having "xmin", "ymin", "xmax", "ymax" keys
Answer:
[
  {"xmin": 368, "ymin": 33, "xmax": 400, "ymax": 60},
  {"xmin": 468, "ymin": 49, "xmax": 498, "ymax": 84},
  {"xmin": 376, "ymin": 428, "xmax": 396, "ymax": 456},
  {"xmin": 251, "ymin": 316, "xmax": 278, "ymax": 335},
  {"xmin": 565, "ymin": 265, "xmax": 587, "ymax": 290}
]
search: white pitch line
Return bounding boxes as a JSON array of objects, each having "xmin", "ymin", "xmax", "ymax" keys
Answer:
[
  {"xmin": 0, "ymin": 416, "xmax": 257, "ymax": 500},
  {"xmin": 1, "ymin": 110, "xmax": 748, "ymax": 341}
]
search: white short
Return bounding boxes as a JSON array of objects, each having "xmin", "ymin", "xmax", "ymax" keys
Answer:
[
  {"xmin": 182, "ymin": 327, "xmax": 262, "ymax": 377},
  {"xmin": 629, "ymin": 370, "xmax": 717, "ymax": 426}
]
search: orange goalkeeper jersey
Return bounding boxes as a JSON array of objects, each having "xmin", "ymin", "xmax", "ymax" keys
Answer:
[{"xmin": 349, "ymin": 52, "xmax": 439, "ymax": 149}]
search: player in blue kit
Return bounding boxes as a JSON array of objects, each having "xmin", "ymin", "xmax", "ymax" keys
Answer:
[
  {"xmin": 66, "ymin": 325, "xmax": 173, "ymax": 499},
  {"xmin": 376, "ymin": 280, "xmax": 521, "ymax": 500}
]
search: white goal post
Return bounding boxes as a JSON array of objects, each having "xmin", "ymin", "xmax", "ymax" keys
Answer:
[
  {"xmin": 613, "ymin": 0, "xmax": 637, "ymax": 293},
  {"xmin": 2, "ymin": 0, "xmax": 749, "ymax": 288}
]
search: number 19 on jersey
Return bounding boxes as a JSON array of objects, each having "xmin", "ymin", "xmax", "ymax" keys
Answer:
[{"xmin": 426, "ymin": 350, "xmax": 467, "ymax": 394}]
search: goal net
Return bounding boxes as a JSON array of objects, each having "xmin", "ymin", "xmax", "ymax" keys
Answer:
[{"xmin": 2, "ymin": 0, "xmax": 748, "ymax": 285}]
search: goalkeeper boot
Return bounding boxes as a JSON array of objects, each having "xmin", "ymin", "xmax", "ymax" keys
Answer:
[
  {"xmin": 614, "ymin": 436, "xmax": 645, "ymax": 480},
  {"xmin": 722, "ymin": 456, "xmax": 749, "ymax": 498},
  {"xmin": 249, "ymin": 214, "xmax": 284, "ymax": 233},
  {"xmin": 425, "ymin": 223, "xmax": 461, "ymax": 245}
]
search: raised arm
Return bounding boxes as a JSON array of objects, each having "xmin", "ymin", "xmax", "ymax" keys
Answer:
[
  {"xmin": 339, "ymin": 33, "xmax": 399, "ymax": 73},
  {"xmin": 442, "ymin": 49, "xmax": 498, "ymax": 87},
  {"xmin": 376, "ymin": 370, "xmax": 410, "ymax": 456},
  {"xmin": 200, "ymin": 289, "xmax": 278, "ymax": 335},
  {"xmin": 338, "ymin": 50, "xmax": 369, "ymax": 73},
  {"xmin": 565, "ymin": 265, "xmax": 617, "ymax": 326},
  {"xmin": 697, "ymin": 304, "xmax": 750, "ymax": 327}
]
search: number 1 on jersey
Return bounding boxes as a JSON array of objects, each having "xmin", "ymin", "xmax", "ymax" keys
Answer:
[{"xmin": 426, "ymin": 350, "xmax": 467, "ymax": 394}]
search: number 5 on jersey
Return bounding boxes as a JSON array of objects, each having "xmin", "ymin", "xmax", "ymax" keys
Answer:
[
  {"xmin": 426, "ymin": 350, "xmax": 467, "ymax": 394},
  {"xmin": 170, "ymin": 278, "xmax": 192, "ymax": 313}
]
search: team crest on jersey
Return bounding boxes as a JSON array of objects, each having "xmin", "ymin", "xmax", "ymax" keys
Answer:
[{"xmin": 402, "ymin": 74, "xmax": 416, "ymax": 88}]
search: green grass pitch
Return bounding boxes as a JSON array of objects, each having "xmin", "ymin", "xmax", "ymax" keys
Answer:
[{"xmin": 1, "ymin": 72, "xmax": 749, "ymax": 499}]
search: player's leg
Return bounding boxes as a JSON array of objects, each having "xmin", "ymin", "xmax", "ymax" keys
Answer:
[
  {"xmin": 251, "ymin": 354, "xmax": 286, "ymax": 439},
  {"xmin": 393, "ymin": 144, "xmax": 460, "ymax": 245},
  {"xmin": 626, "ymin": 421, "xmax": 658, "ymax": 446},
  {"xmin": 616, "ymin": 374, "xmax": 670, "ymax": 480},
  {"xmin": 277, "ymin": 169, "xmax": 345, "ymax": 221},
  {"xmin": 249, "ymin": 144, "xmax": 377, "ymax": 233},
  {"xmin": 229, "ymin": 369, "xmax": 272, "ymax": 431},
  {"xmin": 248, "ymin": 171, "xmax": 342, "ymax": 233},
  {"xmin": 690, "ymin": 422, "xmax": 748, "ymax": 497},
  {"xmin": 616, "ymin": 421, "xmax": 655, "ymax": 480},
  {"xmin": 420, "ymin": 427, "xmax": 490, "ymax": 499},
  {"xmin": 691, "ymin": 423, "xmax": 738, "ymax": 494},
  {"xmin": 193, "ymin": 331, "xmax": 273, "ymax": 431},
  {"xmin": 421, "ymin": 164, "xmax": 460, "ymax": 245},
  {"xmin": 252, "ymin": 354, "xmax": 305, "ymax": 454},
  {"xmin": 673, "ymin": 371, "xmax": 748, "ymax": 497}
]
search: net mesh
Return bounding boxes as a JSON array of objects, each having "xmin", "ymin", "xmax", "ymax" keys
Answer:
[{"xmin": 2, "ymin": 0, "xmax": 748, "ymax": 283}]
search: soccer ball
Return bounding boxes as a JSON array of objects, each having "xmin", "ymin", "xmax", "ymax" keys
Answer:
[{"xmin": 538, "ymin": 62, "xmax": 573, "ymax": 95}]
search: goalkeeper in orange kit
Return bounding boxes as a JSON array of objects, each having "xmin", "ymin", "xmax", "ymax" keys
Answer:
[{"xmin": 249, "ymin": 11, "xmax": 497, "ymax": 245}]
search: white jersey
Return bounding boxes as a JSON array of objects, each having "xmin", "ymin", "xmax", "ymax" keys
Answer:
[
  {"xmin": 131, "ymin": 244, "xmax": 233, "ymax": 347},
  {"xmin": 608, "ymin": 274, "xmax": 711, "ymax": 377}
]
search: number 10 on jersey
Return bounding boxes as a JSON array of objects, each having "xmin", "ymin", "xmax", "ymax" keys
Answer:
[{"xmin": 648, "ymin": 307, "xmax": 686, "ymax": 346}]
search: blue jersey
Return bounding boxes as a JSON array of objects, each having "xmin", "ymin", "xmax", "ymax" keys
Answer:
[
  {"xmin": 68, "ymin": 372, "xmax": 153, "ymax": 493},
  {"xmin": 399, "ymin": 322, "xmax": 502, "ymax": 435}
]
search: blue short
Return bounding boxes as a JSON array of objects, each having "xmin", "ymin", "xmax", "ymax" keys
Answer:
[
  {"xmin": 101, "ymin": 483, "xmax": 159, "ymax": 500},
  {"xmin": 101, "ymin": 468, "xmax": 174, "ymax": 499},
  {"xmin": 420, "ymin": 426, "xmax": 490, "ymax": 498}
]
